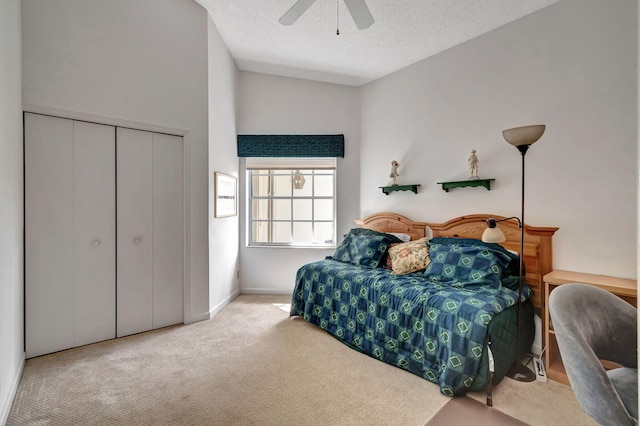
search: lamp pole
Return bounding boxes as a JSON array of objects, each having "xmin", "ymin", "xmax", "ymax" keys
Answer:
[
  {"xmin": 507, "ymin": 143, "xmax": 536, "ymax": 382},
  {"xmin": 484, "ymin": 125, "xmax": 545, "ymax": 382}
]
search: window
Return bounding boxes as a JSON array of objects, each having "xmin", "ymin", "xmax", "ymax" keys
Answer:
[{"xmin": 247, "ymin": 158, "xmax": 336, "ymax": 247}]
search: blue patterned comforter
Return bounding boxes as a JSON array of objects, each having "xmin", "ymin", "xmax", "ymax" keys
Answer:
[{"xmin": 290, "ymin": 259, "xmax": 528, "ymax": 396}]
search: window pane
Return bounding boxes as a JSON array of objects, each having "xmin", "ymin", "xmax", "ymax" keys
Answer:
[
  {"xmin": 272, "ymin": 222, "xmax": 292, "ymax": 243},
  {"xmin": 314, "ymin": 222, "xmax": 335, "ymax": 245},
  {"xmin": 252, "ymin": 174, "xmax": 270, "ymax": 197},
  {"xmin": 272, "ymin": 174, "xmax": 292, "ymax": 197},
  {"xmin": 272, "ymin": 199, "xmax": 291, "ymax": 220},
  {"xmin": 251, "ymin": 221, "xmax": 270, "ymax": 243},
  {"xmin": 247, "ymin": 165, "xmax": 336, "ymax": 247},
  {"xmin": 314, "ymin": 199, "xmax": 333, "ymax": 221},
  {"xmin": 292, "ymin": 199, "xmax": 312, "ymax": 220},
  {"xmin": 314, "ymin": 175, "xmax": 334, "ymax": 196},
  {"xmin": 293, "ymin": 222, "xmax": 312, "ymax": 244},
  {"xmin": 251, "ymin": 199, "xmax": 270, "ymax": 220}
]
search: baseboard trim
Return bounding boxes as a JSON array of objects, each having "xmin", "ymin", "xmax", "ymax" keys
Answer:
[
  {"xmin": 240, "ymin": 288, "xmax": 291, "ymax": 295},
  {"xmin": 209, "ymin": 289, "xmax": 241, "ymax": 318},
  {"xmin": 1, "ymin": 353, "xmax": 25, "ymax": 425},
  {"xmin": 184, "ymin": 311, "xmax": 211, "ymax": 324}
]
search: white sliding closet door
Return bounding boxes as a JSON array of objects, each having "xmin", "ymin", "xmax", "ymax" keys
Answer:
[
  {"xmin": 25, "ymin": 113, "xmax": 116, "ymax": 358},
  {"xmin": 73, "ymin": 121, "xmax": 116, "ymax": 346},
  {"xmin": 116, "ymin": 129, "xmax": 153, "ymax": 336},
  {"xmin": 25, "ymin": 114, "xmax": 75, "ymax": 357},
  {"xmin": 117, "ymin": 129, "xmax": 183, "ymax": 337}
]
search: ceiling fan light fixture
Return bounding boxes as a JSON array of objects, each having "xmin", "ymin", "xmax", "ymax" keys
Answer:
[
  {"xmin": 343, "ymin": 0, "xmax": 374, "ymax": 30},
  {"xmin": 280, "ymin": 0, "xmax": 374, "ymax": 32},
  {"xmin": 278, "ymin": 0, "xmax": 316, "ymax": 26},
  {"xmin": 336, "ymin": 0, "xmax": 340, "ymax": 35}
]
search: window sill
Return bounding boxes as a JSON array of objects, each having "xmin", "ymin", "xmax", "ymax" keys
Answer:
[{"xmin": 247, "ymin": 244, "xmax": 336, "ymax": 249}]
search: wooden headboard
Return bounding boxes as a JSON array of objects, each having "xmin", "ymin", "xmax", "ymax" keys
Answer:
[
  {"xmin": 354, "ymin": 212, "xmax": 559, "ymax": 313},
  {"xmin": 353, "ymin": 212, "xmax": 428, "ymax": 241}
]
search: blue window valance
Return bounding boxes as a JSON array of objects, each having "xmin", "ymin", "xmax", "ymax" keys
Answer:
[{"xmin": 237, "ymin": 134, "xmax": 344, "ymax": 158}]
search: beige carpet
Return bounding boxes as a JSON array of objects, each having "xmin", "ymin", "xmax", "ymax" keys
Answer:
[
  {"xmin": 467, "ymin": 372, "xmax": 597, "ymax": 425},
  {"xmin": 8, "ymin": 294, "xmax": 595, "ymax": 425}
]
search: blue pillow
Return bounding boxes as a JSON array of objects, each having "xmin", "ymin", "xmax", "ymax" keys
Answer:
[
  {"xmin": 424, "ymin": 238, "xmax": 511, "ymax": 291},
  {"xmin": 428, "ymin": 237, "xmax": 522, "ymax": 290},
  {"xmin": 330, "ymin": 228, "xmax": 402, "ymax": 268}
]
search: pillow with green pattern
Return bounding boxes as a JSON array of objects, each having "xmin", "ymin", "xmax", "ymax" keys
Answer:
[
  {"xmin": 428, "ymin": 237, "xmax": 522, "ymax": 290},
  {"xmin": 330, "ymin": 228, "xmax": 403, "ymax": 268},
  {"xmin": 424, "ymin": 239, "xmax": 511, "ymax": 291}
]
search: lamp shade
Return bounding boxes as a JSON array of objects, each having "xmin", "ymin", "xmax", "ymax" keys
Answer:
[
  {"xmin": 482, "ymin": 226, "xmax": 506, "ymax": 243},
  {"xmin": 502, "ymin": 125, "xmax": 546, "ymax": 147}
]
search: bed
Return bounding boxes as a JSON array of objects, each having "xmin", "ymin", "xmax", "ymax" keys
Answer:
[{"xmin": 290, "ymin": 212, "xmax": 558, "ymax": 396}]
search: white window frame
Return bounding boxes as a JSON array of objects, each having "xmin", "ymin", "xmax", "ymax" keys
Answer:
[{"xmin": 246, "ymin": 157, "xmax": 337, "ymax": 248}]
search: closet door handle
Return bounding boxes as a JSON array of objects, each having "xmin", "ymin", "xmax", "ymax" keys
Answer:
[
  {"xmin": 133, "ymin": 237, "xmax": 142, "ymax": 245},
  {"xmin": 92, "ymin": 239, "xmax": 101, "ymax": 247}
]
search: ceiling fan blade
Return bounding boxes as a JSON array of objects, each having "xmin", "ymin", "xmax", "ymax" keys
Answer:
[
  {"xmin": 343, "ymin": 0, "xmax": 374, "ymax": 30},
  {"xmin": 279, "ymin": 0, "xmax": 317, "ymax": 26}
]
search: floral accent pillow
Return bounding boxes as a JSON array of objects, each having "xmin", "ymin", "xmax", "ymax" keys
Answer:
[
  {"xmin": 387, "ymin": 237, "xmax": 430, "ymax": 274},
  {"xmin": 330, "ymin": 228, "xmax": 402, "ymax": 268}
]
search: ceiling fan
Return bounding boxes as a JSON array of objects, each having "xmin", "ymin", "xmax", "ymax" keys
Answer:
[{"xmin": 279, "ymin": 0, "xmax": 374, "ymax": 31}]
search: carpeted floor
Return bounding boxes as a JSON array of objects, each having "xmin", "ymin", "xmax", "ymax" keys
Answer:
[{"xmin": 7, "ymin": 294, "xmax": 595, "ymax": 425}]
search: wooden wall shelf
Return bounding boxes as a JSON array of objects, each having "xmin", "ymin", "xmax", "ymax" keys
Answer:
[
  {"xmin": 379, "ymin": 184, "xmax": 420, "ymax": 195},
  {"xmin": 437, "ymin": 178, "xmax": 495, "ymax": 192}
]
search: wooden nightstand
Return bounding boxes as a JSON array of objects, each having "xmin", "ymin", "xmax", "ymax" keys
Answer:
[{"xmin": 543, "ymin": 270, "xmax": 637, "ymax": 385}]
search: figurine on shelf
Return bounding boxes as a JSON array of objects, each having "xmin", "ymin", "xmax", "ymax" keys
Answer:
[
  {"xmin": 389, "ymin": 160, "xmax": 400, "ymax": 186},
  {"xmin": 468, "ymin": 149, "xmax": 479, "ymax": 179}
]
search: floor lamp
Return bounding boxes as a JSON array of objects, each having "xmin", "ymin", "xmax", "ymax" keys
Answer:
[{"xmin": 482, "ymin": 124, "xmax": 546, "ymax": 382}]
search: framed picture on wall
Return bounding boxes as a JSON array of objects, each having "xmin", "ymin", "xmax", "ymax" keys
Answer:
[{"xmin": 214, "ymin": 172, "xmax": 237, "ymax": 218}]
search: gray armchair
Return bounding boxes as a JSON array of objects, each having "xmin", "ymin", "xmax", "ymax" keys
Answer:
[{"xmin": 549, "ymin": 283, "xmax": 637, "ymax": 426}]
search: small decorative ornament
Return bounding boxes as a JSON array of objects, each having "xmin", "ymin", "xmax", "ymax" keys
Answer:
[
  {"xmin": 389, "ymin": 160, "xmax": 400, "ymax": 186},
  {"xmin": 293, "ymin": 170, "xmax": 305, "ymax": 189},
  {"xmin": 468, "ymin": 149, "xmax": 479, "ymax": 179}
]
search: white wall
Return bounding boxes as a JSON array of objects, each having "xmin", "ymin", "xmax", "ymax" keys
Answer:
[
  {"xmin": 237, "ymin": 72, "xmax": 361, "ymax": 293},
  {"xmin": 22, "ymin": 0, "xmax": 211, "ymax": 322},
  {"xmin": 0, "ymin": 0, "xmax": 24, "ymax": 421},
  {"xmin": 360, "ymin": 0, "xmax": 637, "ymax": 279},
  {"xmin": 208, "ymin": 17, "xmax": 241, "ymax": 314}
]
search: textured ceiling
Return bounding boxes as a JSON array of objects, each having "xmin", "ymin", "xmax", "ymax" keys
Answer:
[{"xmin": 196, "ymin": 0, "xmax": 559, "ymax": 86}]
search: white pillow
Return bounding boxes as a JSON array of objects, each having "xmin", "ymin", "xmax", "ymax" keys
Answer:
[{"xmin": 388, "ymin": 232, "xmax": 411, "ymax": 243}]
